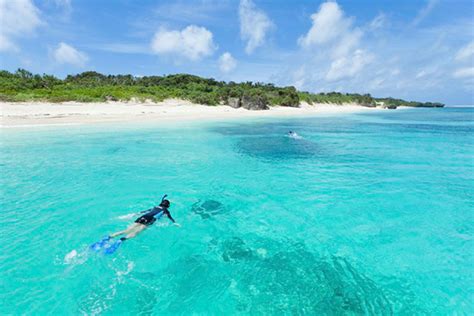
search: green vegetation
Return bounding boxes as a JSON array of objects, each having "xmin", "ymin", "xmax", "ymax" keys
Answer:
[
  {"xmin": 0, "ymin": 69, "xmax": 444, "ymax": 108},
  {"xmin": 298, "ymin": 91, "xmax": 375, "ymax": 107}
]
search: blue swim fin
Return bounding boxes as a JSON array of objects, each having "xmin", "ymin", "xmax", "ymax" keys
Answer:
[
  {"xmin": 103, "ymin": 239, "xmax": 122, "ymax": 255},
  {"xmin": 90, "ymin": 236, "xmax": 111, "ymax": 252}
]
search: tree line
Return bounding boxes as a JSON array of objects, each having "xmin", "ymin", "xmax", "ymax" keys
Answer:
[{"xmin": 0, "ymin": 69, "xmax": 444, "ymax": 108}]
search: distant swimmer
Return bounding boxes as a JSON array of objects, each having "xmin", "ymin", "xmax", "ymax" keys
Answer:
[
  {"xmin": 110, "ymin": 195, "xmax": 179, "ymax": 241},
  {"xmin": 287, "ymin": 131, "xmax": 302, "ymax": 139}
]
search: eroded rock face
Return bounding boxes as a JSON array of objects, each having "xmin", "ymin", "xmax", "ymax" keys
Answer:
[
  {"xmin": 226, "ymin": 95, "xmax": 269, "ymax": 110},
  {"xmin": 241, "ymin": 95, "xmax": 269, "ymax": 110},
  {"xmin": 228, "ymin": 97, "xmax": 241, "ymax": 109}
]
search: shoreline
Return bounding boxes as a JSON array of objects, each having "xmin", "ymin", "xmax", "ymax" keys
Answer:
[{"xmin": 1, "ymin": 99, "xmax": 386, "ymax": 128}]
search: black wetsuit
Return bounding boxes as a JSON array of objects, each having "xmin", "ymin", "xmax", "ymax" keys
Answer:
[{"xmin": 134, "ymin": 206, "xmax": 175, "ymax": 226}]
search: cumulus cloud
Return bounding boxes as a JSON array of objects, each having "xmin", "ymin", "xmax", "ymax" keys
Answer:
[
  {"xmin": 326, "ymin": 49, "xmax": 373, "ymax": 81},
  {"xmin": 331, "ymin": 29, "xmax": 363, "ymax": 58},
  {"xmin": 151, "ymin": 25, "xmax": 216, "ymax": 61},
  {"xmin": 298, "ymin": 2, "xmax": 352, "ymax": 48},
  {"xmin": 0, "ymin": 0, "xmax": 42, "ymax": 52},
  {"xmin": 455, "ymin": 41, "xmax": 474, "ymax": 62},
  {"xmin": 53, "ymin": 42, "xmax": 88, "ymax": 67},
  {"xmin": 218, "ymin": 52, "xmax": 237, "ymax": 73},
  {"xmin": 266, "ymin": 1, "xmax": 472, "ymax": 103},
  {"xmin": 239, "ymin": 0, "xmax": 273, "ymax": 54},
  {"xmin": 298, "ymin": 1, "xmax": 370, "ymax": 82}
]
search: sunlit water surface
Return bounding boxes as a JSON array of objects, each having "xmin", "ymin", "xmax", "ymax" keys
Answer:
[{"xmin": 1, "ymin": 108, "xmax": 473, "ymax": 314}]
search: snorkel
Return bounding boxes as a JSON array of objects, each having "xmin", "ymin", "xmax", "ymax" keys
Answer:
[{"xmin": 159, "ymin": 194, "xmax": 170, "ymax": 208}]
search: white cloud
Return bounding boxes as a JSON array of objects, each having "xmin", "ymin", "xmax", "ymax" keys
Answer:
[
  {"xmin": 97, "ymin": 43, "xmax": 148, "ymax": 54},
  {"xmin": 151, "ymin": 25, "xmax": 216, "ymax": 61},
  {"xmin": 239, "ymin": 0, "xmax": 273, "ymax": 54},
  {"xmin": 298, "ymin": 2, "xmax": 351, "ymax": 47},
  {"xmin": 290, "ymin": 66, "xmax": 307, "ymax": 90},
  {"xmin": 53, "ymin": 0, "xmax": 71, "ymax": 9},
  {"xmin": 298, "ymin": 1, "xmax": 371, "ymax": 82},
  {"xmin": 415, "ymin": 66, "xmax": 438, "ymax": 79},
  {"xmin": 416, "ymin": 70, "xmax": 428, "ymax": 78},
  {"xmin": 53, "ymin": 42, "xmax": 88, "ymax": 67},
  {"xmin": 369, "ymin": 13, "xmax": 386, "ymax": 30},
  {"xmin": 331, "ymin": 29, "xmax": 363, "ymax": 58},
  {"xmin": 453, "ymin": 67, "xmax": 474, "ymax": 78},
  {"xmin": 264, "ymin": 2, "xmax": 472, "ymax": 104},
  {"xmin": 452, "ymin": 41, "xmax": 474, "ymax": 84},
  {"xmin": 0, "ymin": 34, "xmax": 17, "ymax": 52},
  {"xmin": 154, "ymin": 0, "xmax": 229, "ymax": 25},
  {"xmin": 412, "ymin": 0, "xmax": 439, "ymax": 27},
  {"xmin": 218, "ymin": 52, "xmax": 237, "ymax": 73},
  {"xmin": 52, "ymin": 0, "xmax": 72, "ymax": 18},
  {"xmin": 368, "ymin": 77, "xmax": 385, "ymax": 90},
  {"xmin": 0, "ymin": 0, "xmax": 42, "ymax": 52},
  {"xmin": 455, "ymin": 41, "xmax": 474, "ymax": 62},
  {"xmin": 326, "ymin": 49, "xmax": 373, "ymax": 81}
]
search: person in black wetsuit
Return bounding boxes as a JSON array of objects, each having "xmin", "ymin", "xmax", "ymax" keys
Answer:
[{"xmin": 109, "ymin": 196, "xmax": 179, "ymax": 241}]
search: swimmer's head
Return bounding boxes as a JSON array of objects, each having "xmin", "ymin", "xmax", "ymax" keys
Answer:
[
  {"xmin": 160, "ymin": 199, "xmax": 170, "ymax": 208},
  {"xmin": 159, "ymin": 194, "xmax": 170, "ymax": 208}
]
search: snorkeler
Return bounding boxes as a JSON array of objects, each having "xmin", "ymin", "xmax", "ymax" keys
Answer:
[
  {"xmin": 287, "ymin": 131, "xmax": 302, "ymax": 139},
  {"xmin": 109, "ymin": 195, "xmax": 180, "ymax": 241}
]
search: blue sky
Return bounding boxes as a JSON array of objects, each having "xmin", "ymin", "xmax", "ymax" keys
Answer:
[{"xmin": 0, "ymin": 0, "xmax": 473, "ymax": 105}]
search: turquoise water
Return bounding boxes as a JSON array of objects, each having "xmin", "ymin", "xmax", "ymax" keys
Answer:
[{"xmin": 1, "ymin": 108, "xmax": 473, "ymax": 315}]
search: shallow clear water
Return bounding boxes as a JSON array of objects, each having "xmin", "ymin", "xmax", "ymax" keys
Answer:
[{"xmin": 1, "ymin": 108, "xmax": 473, "ymax": 315}]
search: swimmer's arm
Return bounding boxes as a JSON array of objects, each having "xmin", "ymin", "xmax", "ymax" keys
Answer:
[
  {"xmin": 166, "ymin": 212, "xmax": 181, "ymax": 226},
  {"xmin": 166, "ymin": 212, "xmax": 176, "ymax": 223}
]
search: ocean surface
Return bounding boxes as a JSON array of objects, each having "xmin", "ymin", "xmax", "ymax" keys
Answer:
[{"xmin": 1, "ymin": 107, "xmax": 473, "ymax": 315}]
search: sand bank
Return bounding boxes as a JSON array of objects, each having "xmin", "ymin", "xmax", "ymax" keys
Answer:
[{"xmin": 1, "ymin": 99, "xmax": 381, "ymax": 128}]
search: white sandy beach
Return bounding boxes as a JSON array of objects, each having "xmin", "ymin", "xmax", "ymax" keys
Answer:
[{"xmin": 1, "ymin": 99, "xmax": 381, "ymax": 128}]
